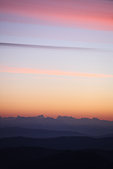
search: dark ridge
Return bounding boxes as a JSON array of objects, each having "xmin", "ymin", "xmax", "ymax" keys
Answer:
[
  {"xmin": 0, "ymin": 127, "xmax": 83, "ymax": 138},
  {"xmin": 0, "ymin": 136, "xmax": 113, "ymax": 150}
]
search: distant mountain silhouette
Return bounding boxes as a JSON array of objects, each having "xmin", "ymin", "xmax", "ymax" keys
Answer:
[
  {"xmin": 0, "ymin": 115, "xmax": 113, "ymax": 137},
  {"xmin": 0, "ymin": 127, "xmax": 83, "ymax": 138},
  {"xmin": 0, "ymin": 136, "xmax": 113, "ymax": 150}
]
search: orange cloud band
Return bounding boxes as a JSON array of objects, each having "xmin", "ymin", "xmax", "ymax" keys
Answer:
[{"xmin": 0, "ymin": 66, "xmax": 113, "ymax": 78}]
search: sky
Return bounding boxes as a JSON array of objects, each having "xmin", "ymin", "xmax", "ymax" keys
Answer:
[{"xmin": 0, "ymin": 0, "xmax": 113, "ymax": 120}]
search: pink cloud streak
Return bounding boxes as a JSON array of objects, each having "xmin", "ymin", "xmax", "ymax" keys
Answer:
[
  {"xmin": 0, "ymin": 66, "xmax": 113, "ymax": 78},
  {"xmin": 0, "ymin": 0, "xmax": 113, "ymax": 31}
]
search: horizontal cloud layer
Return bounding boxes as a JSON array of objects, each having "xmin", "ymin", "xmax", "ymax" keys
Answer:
[
  {"xmin": 0, "ymin": 42, "xmax": 98, "ymax": 51},
  {"xmin": 0, "ymin": 0, "xmax": 113, "ymax": 31},
  {"xmin": 0, "ymin": 65, "xmax": 113, "ymax": 78}
]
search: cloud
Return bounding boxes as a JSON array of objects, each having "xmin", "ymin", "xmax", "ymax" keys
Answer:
[
  {"xmin": 0, "ymin": 0, "xmax": 113, "ymax": 31},
  {"xmin": 0, "ymin": 42, "xmax": 97, "ymax": 51},
  {"xmin": 0, "ymin": 65, "xmax": 113, "ymax": 78}
]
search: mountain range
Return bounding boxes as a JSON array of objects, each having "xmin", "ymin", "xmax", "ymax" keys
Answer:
[{"xmin": 0, "ymin": 115, "xmax": 113, "ymax": 137}]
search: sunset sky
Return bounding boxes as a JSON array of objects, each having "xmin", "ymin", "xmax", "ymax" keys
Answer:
[{"xmin": 0, "ymin": 0, "xmax": 113, "ymax": 120}]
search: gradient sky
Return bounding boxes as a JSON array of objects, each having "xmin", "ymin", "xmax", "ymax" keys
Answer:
[{"xmin": 0, "ymin": 0, "xmax": 113, "ymax": 120}]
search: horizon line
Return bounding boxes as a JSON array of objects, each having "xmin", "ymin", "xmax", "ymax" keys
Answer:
[{"xmin": 0, "ymin": 114, "xmax": 113, "ymax": 122}]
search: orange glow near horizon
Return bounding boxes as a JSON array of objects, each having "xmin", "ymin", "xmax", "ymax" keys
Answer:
[
  {"xmin": 0, "ymin": 111, "xmax": 113, "ymax": 121},
  {"xmin": 0, "ymin": 68, "xmax": 113, "ymax": 121}
]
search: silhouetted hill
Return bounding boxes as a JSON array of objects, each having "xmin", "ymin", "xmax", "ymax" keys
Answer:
[
  {"xmin": 0, "ymin": 136, "xmax": 113, "ymax": 150},
  {"xmin": 0, "ymin": 127, "xmax": 83, "ymax": 138},
  {"xmin": 0, "ymin": 115, "xmax": 113, "ymax": 137},
  {"xmin": 0, "ymin": 147, "xmax": 113, "ymax": 169}
]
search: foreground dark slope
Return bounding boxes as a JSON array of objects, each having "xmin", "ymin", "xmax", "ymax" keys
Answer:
[
  {"xmin": 0, "ymin": 147, "xmax": 113, "ymax": 169},
  {"xmin": 1, "ymin": 116, "xmax": 113, "ymax": 169},
  {"xmin": 0, "ymin": 136, "xmax": 113, "ymax": 150}
]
